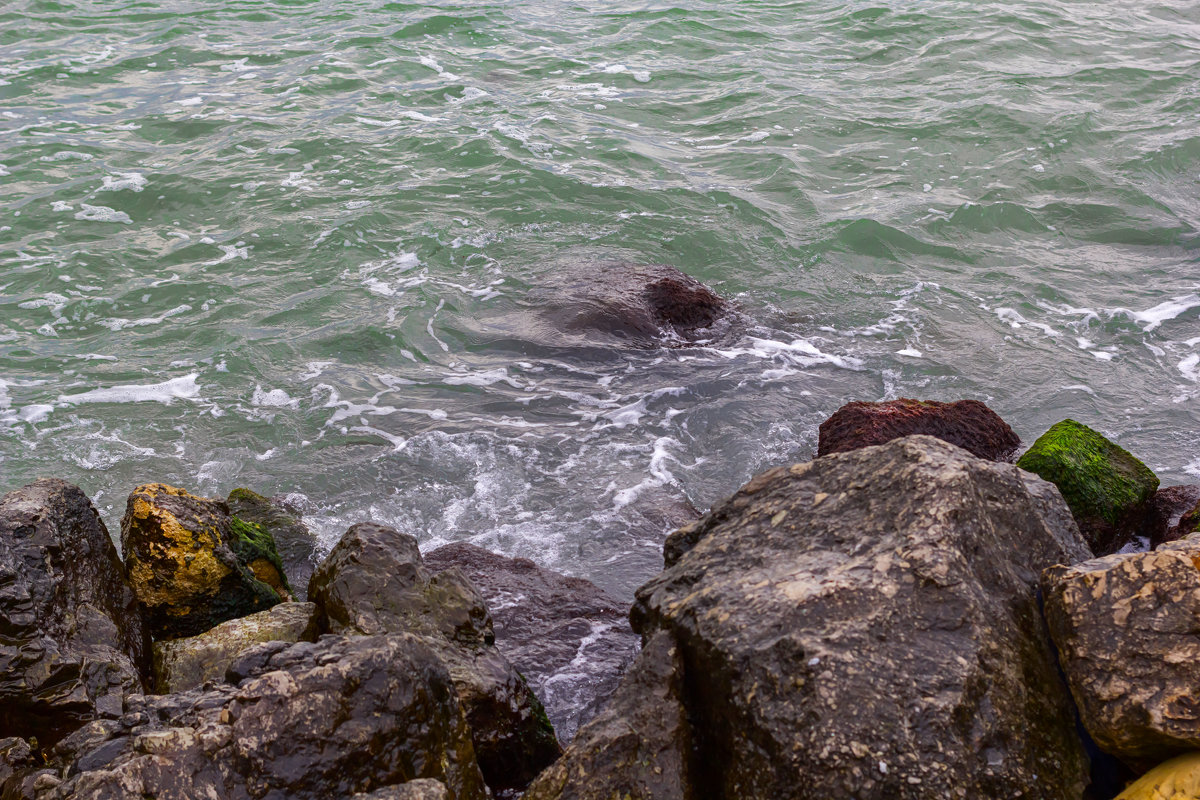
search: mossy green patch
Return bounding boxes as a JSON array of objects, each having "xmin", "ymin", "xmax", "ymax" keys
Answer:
[
  {"xmin": 1016, "ymin": 419, "xmax": 1158, "ymax": 529},
  {"xmin": 229, "ymin": 516, "xmax": 291, "ymax": 596}
]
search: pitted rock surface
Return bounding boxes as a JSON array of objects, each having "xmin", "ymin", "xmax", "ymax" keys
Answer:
[
  {"xmin": 37, "ymin": 634, "xmax": 489, "ymax": 800},
  {"xmin": 817, "ymin": 398, "xmax": 1020, "ymax": 461},
  {"xmin": 0, "ymin": 479, "xmax": 149, "ymax": 747},
  {"xmin": 615, "ymin": 436, "xmax": 1090, "ymax": 800},
  {"xmin": 1042, "ymin": 532, "xmax": 1200, "ymax": 767}
]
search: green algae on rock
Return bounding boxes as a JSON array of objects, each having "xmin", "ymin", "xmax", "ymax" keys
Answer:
[
  {"xmin": 229, "ymin": 516, "xmax": 292, "ymax": 600},
  {"xmin": 227, "ymin": 488, "xmax": 319, "ymax": 601},
  {"xmin": 1016, "ymin": 419, "xmax": 1158, "ymax": 554},
  {"xmin": 121, "ymin": 483, "xmax": 286, "ymax": 640}
]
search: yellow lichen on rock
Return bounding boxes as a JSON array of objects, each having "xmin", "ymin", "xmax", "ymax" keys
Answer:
[
  {"xmin": 1116, "ymin": 752, "xmax": 1200, "ymax": 800},
  {"xmin": 124, "ymin": 487, "xmax": 230, "ymax": 608}
]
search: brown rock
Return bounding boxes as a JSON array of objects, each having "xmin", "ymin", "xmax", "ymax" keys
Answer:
[
  {"xmin": 817, "ymin": 398, "xmax": 1020, "ymax": 461},
  {"xmin": 1145, "ymin": 485, "xmax": 1200, "ymax": 548}
]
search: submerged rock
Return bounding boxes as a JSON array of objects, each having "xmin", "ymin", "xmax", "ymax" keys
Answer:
[
  {"xmin": 1017, "ymin": 419, "xmax": 1158, "ymax": 554},
  {"xmin": 39, "ymin": 634, "xmax": 489, "ymax": 800},
  {"xmin": 571, "ymin": 436, "xmax": 1089, "ymax": 800},
  {"xmin": 121, "ymin": 483, "xmax": 286, "ymax": 640},
  {"xmin": 0, "ymin": 479, "xmax": 150, "ymax": 748},
  {"xmin": 226, "ymin": 488, "xmax": 319, "ymax": 600},
  {"xmin": 309, "ymin": 523, "xmax": 560, "ymax": 795},
  {"xmin": 1042, "ymin": 533, "xmax": 1200, "ymax": 767},
  {"xmin": 1113, "ymin": 752, "xmax": 1200, "ymax": 800},
  {"xmin": 1144, "ymin": 485, "xmax": 1200, "ymax": 548},
  {"xmin": 152, "ymin": 601, "xmax": 320, "ymax": 693},
  {"xmin": 424, "ymin": 542, "xmax": 641, "ymax": 742},
  {"xmin": 533, "ymin": 261, "xmax": 734, "ymax": 346},
  {"xmin": 521, "ymin": 631, "xmax": 692, "ymax": 800},
  {"xmin": 817, "ymin": 397, "xmax": 1020, "ymax": 461}
]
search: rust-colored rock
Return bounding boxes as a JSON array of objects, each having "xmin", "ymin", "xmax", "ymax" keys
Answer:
[{"xmin": 817, "ymin": 398, "xmax": 1020, "ymax": 461}]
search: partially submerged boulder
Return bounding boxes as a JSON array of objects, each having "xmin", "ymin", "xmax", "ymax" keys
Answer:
[
  {"xmin": 1042, "ymin": 533, "xmax": 1200, "ymax": 767},
  {"xmin": 423, "ymin": 542, "xmax": 641, "ymax": 742},
  {"xmin": 534, "ymin": 261, "xmax": 734, "ymax": 346},
  {"xmin": 152, "ymin": 601, "xmax": 320, "ymax": 693},
  {"xmin": 1017, "ymin": 419, "xmax": 1158, "ymax": 554},
  {"xmin": 39, "ymin": 634, "xmax": 489, "ymax": 800},
  {"xmin": 817, "ymin": 398, "xmax": 1020, "ymax": 461},
  {"xmin": 309, "ymin": 523, "xmax": 560, "ymax": 794},
  {"xmin": 121, "ymin": 483, "xmax": 286, "ymax": 640},
  {"xmin": 521, "ymin": 631, "xmax": 691, "ymax": 800},
  {"xmin": 586, "ymin": 436, "xmax": 1089, "ymax": 800},
  {"xmin": 0, "ymin": 479, "xmax": 150, "ymax": 747},
  {"xmin": 226, "ymin": 488, "xmax": 319, "ymax": 600}
]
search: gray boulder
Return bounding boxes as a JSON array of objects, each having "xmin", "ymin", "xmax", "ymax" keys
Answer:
[
  {"xmin": 308, "ymin": 523, "xmax": 560, "ymax": 795},
  {"xmin": 423, "ymin": 542, "xmax": 640, "ymax": 742},
  {"xmin": 152, "ymin": 602, "xmax": 320, "ymax": 693},
  {"xmin": 38, "ymin": 634, "xmax": 489, "ymax": 800},
  {"xmin": 1042, "ymin": 532, "xmax": 1200, "ymax": 768},
  {"xmin": 0, "ymin": 479, "xmax": 150, "ymax": 747},
  {"xmin": 541, "ymin": 435, "xmax": 1090, "ymax": 800}
]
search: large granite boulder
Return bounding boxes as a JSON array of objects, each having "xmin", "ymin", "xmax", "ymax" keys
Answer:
[
  {"xmin": 1017, "ymin": 419, "xmax": 1158, "ymax": 554},
  {"xmin": 309, "ymin": 523, "xmax": 560, "ymax": 794},
  {"xmin": 0, "ymin": 479, "xmax": 150, "ymax": 747},
  {"xmin": 521, "ymin": 631, "xmax": 692, "ymax": 800},
  {"xmin": 817, "ymin": 398, "xmax": 1020, "ymax": 461},
  {"xmin": 37, "ymin": 634, "xmax": 489, "ymax": 800},
  {"xmin": 554, "ymin": 435, "xmax": 1090, "ymax": 800},
  {"xmin": 152, "ymin": 601, "xmax": 320, "ymax": 693},
  {"xmin": 1042, "ymin": 533, "xmax": 1200, "ymax": 767},
  {"xmin": 1113, "ymin": 752, "xmax": 1200, "ymax": 800},
  {"xmin": 423, "ymin": 542, "xmax": 640, "ymax": 742},
  {"xmin": 226, "ymin": 488, "xmax": 319, "ymax": 601},
  {"xmin": 121, "ymin": 483, "xmax": 287, "ymax": 640}
]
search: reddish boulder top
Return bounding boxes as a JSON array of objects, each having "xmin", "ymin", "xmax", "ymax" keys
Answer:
[{"xmin": 818, "ymin": 398, "xmax": 1020, "ymax": 462}]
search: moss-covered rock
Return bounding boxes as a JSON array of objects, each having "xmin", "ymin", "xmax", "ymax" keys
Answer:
[
  {"xmin": 121, "ymin": 483, "xmax": 286, "ymax": 640},
  {"xmin": 1016, "ymin": 419, "xmax": 1158, "ymax": 554},
  {"xmin": 227, "ymin": 488, "xmax": 319, "ymax": 600},
  {"xmin": 1115, "ymin": 751, "xmax": 1200, "ymax": 799},
  {"xmin": 229, "ymin": 516, "xmax": 292, "ymax": 600}
]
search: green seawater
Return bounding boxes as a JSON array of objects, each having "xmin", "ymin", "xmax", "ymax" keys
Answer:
[{"xmin": 2, "ymin": 0, "xmax": 1199, "ymax": 596}]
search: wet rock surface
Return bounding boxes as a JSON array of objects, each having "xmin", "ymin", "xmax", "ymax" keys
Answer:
[
  {"xmin": 1017, "ymin": 419, "xmax": 1158, "ymax": 555},
  {"xmin": 352, "ymin": 780, "xmax": 449, "ymax": 800},
  {"xmin": 1144, "ymin": 485, "xmax": 1200, "ymax": 548},
  {"xmin": 309, "ymin": 522, "xmax": 560, "ymax": 795},
  {"xmin": 152, "ymin": 601, "xmax": 320, "ymax": 693},
  {"xmin": 121, "ymin": 484, "xmax": 285, "ymax": 640},
  {"xmin": 533, "ymin": 261, "xmax": 735, "ymax": 346},
  {"xmin": 817, "ymin": 398, "xmax": 1020, "ymax": 461},
  {"xmin": 1042, "ymin": 533, "xmax": 1200, "ymax": 768},
  {"xmin": 616, "ymin": 436, "xmax": 1091, "ymax": 800},
  {"xmin": 0, "ymin": 479, "xmax": 149, "ymax": 748},
  {"xmin": 424, "ymin": 542, "xmax": 641, "ymax": 742},
  {"xmin": 38, "ymin": 634, "xmax": 489, "ymax": 800},
  {"xmin": 226, "ymin": 489, "xmax": 318, "ymax": 601},
  {"xmin": 521, "ymin": 631, "xmax": 692, "ymax": 800}
]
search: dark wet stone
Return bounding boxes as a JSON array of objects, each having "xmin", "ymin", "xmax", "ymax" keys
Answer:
[
  {"xmin": 423, "ymin": 542, "xmax": 641, "ymax": 742},
  {"xmin": 0, "ymin": 479, "xmax": 150, "ymax": 748},
  {"xmin": 1144, "ymin": 485, "xmax": 1200, "ymax": 548},
  {"xmin": 40, "ymin": 634, "xmax": 489, "ymax": 800},
  {"xmin": 817, "ymin": 397, "xmax": 1020, "ymax": 461},
  {"xmin": 309, "ymin": 523, "xmax": 561, "ymax": 795}
]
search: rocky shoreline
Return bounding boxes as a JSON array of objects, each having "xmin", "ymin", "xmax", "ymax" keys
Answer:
[{"xmin": 4, "ymin": 398, "xmax": 1200, "ymax": 799}]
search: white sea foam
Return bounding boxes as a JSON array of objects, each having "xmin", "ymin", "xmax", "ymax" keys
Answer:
[
  {"xmin": 74, "ymin": 204, "xmax": 132, "ymax": 224},
  {"xmin": 39, "ymin": 151, "xmax": 93, "ymax": 162},
  {"xmin": 252, "ymin": 386, "xmax": 299, "ymax": 408},
  {"xmin": 98, "ymin": 304, "xmax": 191, "ymax": 331},
  {"xmin": 58, "ymin": 373, "xmax": 200, "ymax": 405},
  {"xmin": 100, "ymin": 172, "xmax": 147, "ymax": 192},
  {"xmin": 1113, "ymin": 294, "xmax": 1200, "ymax": 332},
  {"xmin": 443, "ymin": 368, "xmax": 523, "ymax": 388},
  {"xmin": 419, "ymin": 55, "xmax": 459, "ymax": 81},
  {"xmin": 51, "ymin": 201, "xmax": 73, "ymax": 212}
]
